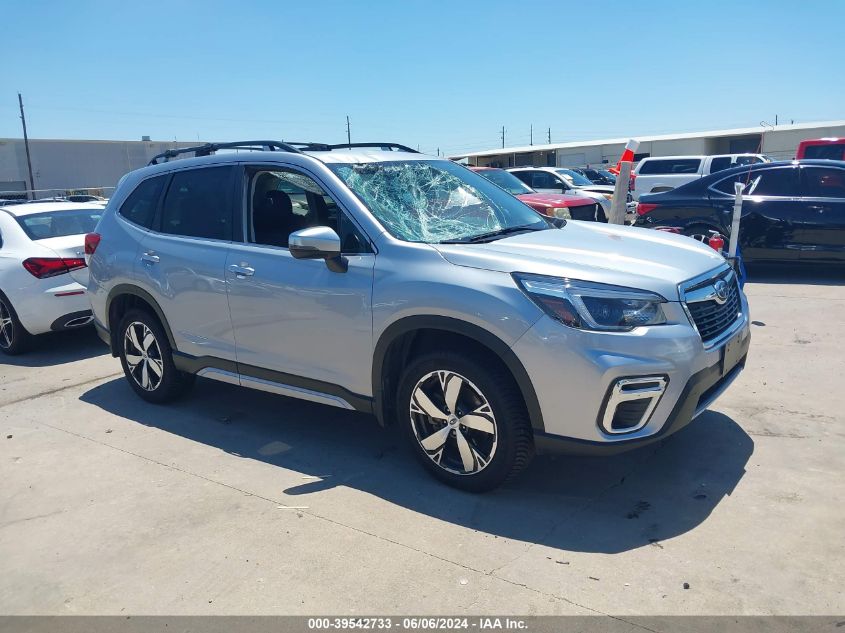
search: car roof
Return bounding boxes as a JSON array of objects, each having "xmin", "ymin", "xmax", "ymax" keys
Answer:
[
  {"xmin": 304, "ymin": 149, "xmax": 427, "ymax": 164},
  {"xmin": 126, "ymin": 148, "xmax": 440, "ymax": 181},
  {"xmin": 0, "ymin": 201, "xmax": 106, "ymax": 216}
]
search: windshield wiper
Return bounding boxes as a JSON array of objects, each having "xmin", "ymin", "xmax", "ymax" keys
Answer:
[{"xmin": 440, "ymin": 224, "xmax": 546, "ymax": 244}]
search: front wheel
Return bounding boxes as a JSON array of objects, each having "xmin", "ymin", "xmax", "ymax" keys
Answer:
[
  {"xmin": 117, "ymin": 309, "xmax": 194, "ymax": 403},
  {"xmin": 397, "ymin": 352, "xmax": 534, "ymax": 492}
]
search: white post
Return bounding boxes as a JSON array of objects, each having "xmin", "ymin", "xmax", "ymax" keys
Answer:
[
  {"xmin": 729, "ymin": 181, "xmax": 744, "ymax": 257},
  {"xmin": 608, "ymin": 161, "xmax": 632, "ymax": 225}
]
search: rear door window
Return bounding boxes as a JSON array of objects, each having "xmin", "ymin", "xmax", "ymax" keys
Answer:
[
  {"xmin": 119, "ymin": 175, "xmax": 167, "ymax": 228},
  {"xmin": 159, "ymin": 167, "xmax": 235, "ymax": 240},
  {"xmin": 802, "ymin": 167, "xmax": 845, "ymax": 198},
  {"xmin": 638, "ymin": 159, "xmax": 701, "ymax": 175}
]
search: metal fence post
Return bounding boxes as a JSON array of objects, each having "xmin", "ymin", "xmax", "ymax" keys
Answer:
[{"xmin": 729, "ymin": 181, "xmax": 744, "ymax": 257}]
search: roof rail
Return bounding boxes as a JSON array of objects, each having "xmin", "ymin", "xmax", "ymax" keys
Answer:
[
  {"xmin": 148, "ymin": 140, "xmax": 302, "ymax": 165},
  {"xmin": 289, "ymin": 142, "xmax": 419, "ymax": 153}
]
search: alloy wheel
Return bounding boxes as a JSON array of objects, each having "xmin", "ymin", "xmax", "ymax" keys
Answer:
[
  {"xmin": 409, "ymin": 370, "xmax": 498, "ymax": 476},
  {"xmin": 123, "ymin": 321, "xmax": 164, "ymax": 391},
  {"xmin": 0, "ymin": 299, "xmax": 13, "ymax": 349}
]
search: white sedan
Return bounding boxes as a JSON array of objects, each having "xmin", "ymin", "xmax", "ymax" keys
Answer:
[{"xmin": 0, "ymin": 201, "xmax": 103, "ymax": 354}]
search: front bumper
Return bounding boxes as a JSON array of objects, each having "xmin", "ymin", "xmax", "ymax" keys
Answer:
[{"xmin": 512, "ymin": 295, "xmax": 750, "ymax": 454}]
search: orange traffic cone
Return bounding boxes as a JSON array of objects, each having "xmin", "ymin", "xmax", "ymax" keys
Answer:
[{"xmin": 608, "ymin": 139, "xmax": 640, "ymax": 175}]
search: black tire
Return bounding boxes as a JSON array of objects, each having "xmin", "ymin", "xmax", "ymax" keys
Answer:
[
  {"xmin": 117, "ymin": 308, "xmax": 195, "ymax": 403},
  {"xmin": 397, "ymin": 351, "xmax": 534, "ymax": 492},
  {"xmin": 683, "ymin": 223, "xmax": 720, "ymax": 244},
  {"xmin": 0, "ymin": 292, "xmax": 32, "ymax": 356}
]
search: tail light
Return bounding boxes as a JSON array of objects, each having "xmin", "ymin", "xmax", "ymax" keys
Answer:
[
  {"xmin": 84, "ymin": 232, "xmax": 101, "ymax": 255},
  {"xmin": 629, "ymin": 173, "xmax": 637, "ymax": 191},
  {"xmin": 22, "ymin": 257, "xmax": 87, "ymax": 279},
  {"xmin": 636, "ymin": 203, "xmax": 659, "ymax": 216}
]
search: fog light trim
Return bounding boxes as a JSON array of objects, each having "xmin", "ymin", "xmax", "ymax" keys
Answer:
[{"xmin": 600, "ymin": 375, "xmax": 668, "ymax": 435}]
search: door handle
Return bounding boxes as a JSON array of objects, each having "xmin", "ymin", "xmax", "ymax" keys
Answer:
[
  {"xmin": 228, "ymin": 263, "xmax": 255, "ymax": 278},
  {"xmin": 141, "ymin": 251, "xmax": 160, "ymax": 264}
]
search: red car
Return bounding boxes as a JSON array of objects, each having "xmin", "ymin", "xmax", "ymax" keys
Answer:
[
  {"xmin": 796, "ymin": 138, "xmax": 845, "ymax": 160},
  {"xmin": 469, "ymin": 167, "xmax": 605, "ymax": 222}
]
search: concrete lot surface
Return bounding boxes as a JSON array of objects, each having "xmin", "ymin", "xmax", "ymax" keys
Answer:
[{"xmin": 1, "ymin": 269, "xmax": 843, "ymax": 615}]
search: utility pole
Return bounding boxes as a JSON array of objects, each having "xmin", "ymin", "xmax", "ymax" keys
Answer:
[
  {"xmin": 18, "ymin": 93, "xmax": 35, "ymax": 199},
  {"xmin": 530, "ymin": 124, "xmax": 533, "ymax": 146},
  {"xmin": 548, "ymin": 127, "xmax": 551, "ymax": 144},
  {"xmin": 346, "ymin": 115, "xmax": 351, "ymax": 148},
  {"xmin": 775, "ymin": 114, "xmax": 778, "ymax": 126},
  {"xmin": 501, "ymin": 125, "xmax": 505, "ymax": 148}
]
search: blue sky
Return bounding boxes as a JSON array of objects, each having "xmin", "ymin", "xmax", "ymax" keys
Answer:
[{"xmin": 2, "ymin": 0, "xmax": 843, "ymax": 155}]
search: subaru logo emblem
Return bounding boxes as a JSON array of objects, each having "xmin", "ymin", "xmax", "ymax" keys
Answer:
[{"xmin": 713, "ymin": 279, "xmax": 729, "ymax": 304}]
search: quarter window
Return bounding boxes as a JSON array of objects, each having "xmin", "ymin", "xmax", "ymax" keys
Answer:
[
  {"xmin": 119, "ymin": 175, "xmax": 166, "ymax": 228},
  {"xmin": 709, "ymin": 157, "xmax": 732, "ymax": 173},
  {"xmin": 713, "ymin": 167, "xmax": 798, "ymax": 197},
  {"xmin": 159, "ymin": 167, "xmax": 234, "ymax": 240}
]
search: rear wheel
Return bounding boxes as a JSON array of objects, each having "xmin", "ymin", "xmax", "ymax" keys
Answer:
[
  {"xmin": 397, "ymin": 352, "xmax": 534, "ymax": 492},
  {"xmin": 117, "ymin": 308, "xmax": 194, "ymax": 403},
  {"xmin": 0, "ymin": 294, "xmax": 31, "ymax": 355},
  {"xmin": 683, "ymin": 223, "xmax": 719, "ymax": 243}
]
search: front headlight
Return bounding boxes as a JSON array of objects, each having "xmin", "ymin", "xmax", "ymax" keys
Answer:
[
  {"xmin": 513, "ymin": 274, "xmax": 667, "ymax": 331},
  {"xmin": 552, "ymin": 207, "xmax": 570, "ymax": 219}
]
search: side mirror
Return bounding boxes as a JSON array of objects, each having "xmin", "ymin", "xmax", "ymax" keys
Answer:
[{"xmin": 289, "ymin": 226, "xmax": 348, "ymax": 273}]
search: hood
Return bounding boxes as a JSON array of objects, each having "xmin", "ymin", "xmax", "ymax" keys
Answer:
[
  {"xmin": 38, "ymin": 235, "xmax": 89, "ymax": 286},
  {"xmin": 432, "ymin": 222, "xmax": 726, "ymax": 300},
  {"xmin": 516, "ymin": 192, "xmax": 595, "ymax": 208},
  {"xmin": 574, "ymin": 184, "xmax": 615, "ymax": 195}
]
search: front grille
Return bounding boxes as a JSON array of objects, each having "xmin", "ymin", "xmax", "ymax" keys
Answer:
[
  {"xmin": 569, "ymin": 203, "xmax": 599, "ymax": 222},
  {"xmin": 684, "ymin": 270, "xmax": 741, "ymax": 344}
]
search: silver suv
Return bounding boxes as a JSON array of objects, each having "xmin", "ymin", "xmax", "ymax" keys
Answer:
[{"xmin": 86, "ymin": 141, "xmax": 750, "ymax": 492}]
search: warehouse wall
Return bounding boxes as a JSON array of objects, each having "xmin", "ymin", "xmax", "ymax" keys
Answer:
[
  {"xmin": 0, "ymin": 139, "xmax": 205, "ymax": 196},
  {"xmin": 465, "ymin": 123, "xmax": 845, "ymax": 169}
]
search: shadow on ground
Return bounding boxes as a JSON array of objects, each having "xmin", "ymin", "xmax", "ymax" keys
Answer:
[
  {"xmin": 80, "ymin": 375, "xmax": 753, "ymax": 554},
  {"xmin": 3, "ymin": 326, "xmax": 107, "ymax": 367},
  {"xmin": 745, "ymin": 264, "xmax": 845, "ymax": 286}
]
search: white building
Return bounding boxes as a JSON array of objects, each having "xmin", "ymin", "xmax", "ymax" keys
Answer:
[
  {"xmin": 449, "ymin": 120, "xmax": 845, "ymax": 169},
  {"xmin": 0, "ymin": 138, "xmax": 207, "ymax": 199}
]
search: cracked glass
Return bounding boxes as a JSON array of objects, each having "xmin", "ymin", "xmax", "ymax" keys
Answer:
[{"xmin": 329, "ymin": 160, "xmax": 547, "ymax": 243}]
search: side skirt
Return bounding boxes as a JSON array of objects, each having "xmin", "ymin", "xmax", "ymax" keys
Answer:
[{"xmin": 173, "ymin": 352, "xmax": 374, "ymax": 414}]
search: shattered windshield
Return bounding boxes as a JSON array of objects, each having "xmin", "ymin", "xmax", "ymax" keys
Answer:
[{"xmin": 329, "ymin": 160, "xmax": 547, "ymax": 243}]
